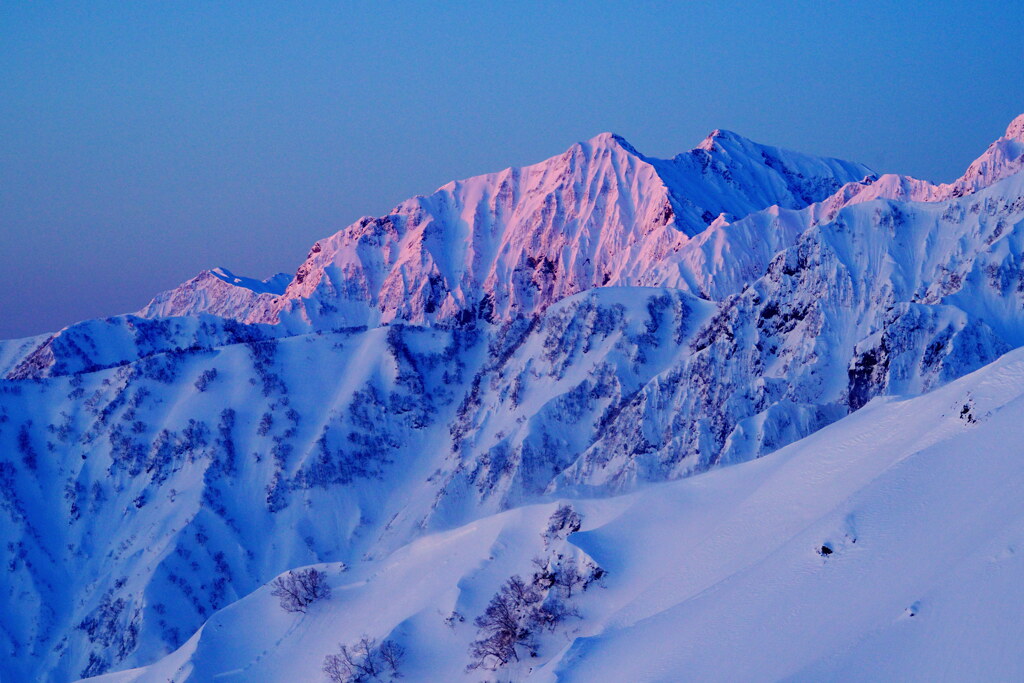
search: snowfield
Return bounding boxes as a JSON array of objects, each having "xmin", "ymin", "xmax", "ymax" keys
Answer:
[
  {"xmin": 2, "ymin": 114, "xmax": 1024, "ymax": 681},
  {"xmin": 91, "ymin": 346, "xmax": 1024, "ymax": 682}
]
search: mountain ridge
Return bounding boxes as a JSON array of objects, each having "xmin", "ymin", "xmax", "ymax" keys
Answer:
[
  {"xmin": 134, "ymin": 128, "xmax": 874, "ymax": 331},
  {"xmin": 86, "ymin": 341, "xmax": 1024, "ymax": 683},
  {"xmin": 130, "ymin": 117, "xmax": 1023, "ymax": 337}
]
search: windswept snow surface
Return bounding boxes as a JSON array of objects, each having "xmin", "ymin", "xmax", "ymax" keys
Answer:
[{"xmin": 89, "ymin": 346, "xmax": 1024, "ymax": 682}]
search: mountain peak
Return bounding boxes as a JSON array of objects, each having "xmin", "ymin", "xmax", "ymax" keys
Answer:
[
  {"xmin": 1005, "ymin": 112, "xmax": 1024, "ymax": 141},
  {"xmin": 696, "ymin": 128, "xmax": 745, "ymax": 152},
  {"xmin": 581, "ymin": 131, "xmax": 642, "ymax": 156},
  {"xmin": 208, "ymin": 267, "xmax": 290, "ymax": 295},
  {"xmin": 137, "ymin": 267, "xmax": 290, "ymax": 319},
  {"xmin": 939, "ymin": 113, "xmax": 1024, "ymax": 197}
]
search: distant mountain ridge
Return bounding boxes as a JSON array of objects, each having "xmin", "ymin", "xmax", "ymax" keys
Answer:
[
  {"xmin": 138, "ymin": 129, "xmax": 874, "ymax": 329},
  {"xmin": 131, "ymin": 115, "xmax": 1024, "ymax": 335},
  {"xmin": 137, "ymin": 268, "xmax": 290, "ymax": 320}
]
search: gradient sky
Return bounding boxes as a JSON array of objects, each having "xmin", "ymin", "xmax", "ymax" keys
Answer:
[{"xmin": 1, "ymin": 1, "xmax": 1021, "ymax": 339}]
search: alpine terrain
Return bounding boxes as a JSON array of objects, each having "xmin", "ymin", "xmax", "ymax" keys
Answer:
[{"xmin": 2, "ymin": 114, "xmax": 1024, "ymax": 682}]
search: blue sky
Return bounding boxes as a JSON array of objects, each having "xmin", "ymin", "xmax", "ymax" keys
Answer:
[{"xmin": 1, "ymin": 1, "xmax": 1021, "ymax": 338}]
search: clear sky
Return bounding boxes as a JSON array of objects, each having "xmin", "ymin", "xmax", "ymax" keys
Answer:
[{"xmin": 1, "ymin": 1, "xmax": 1021, "ymax": 339}]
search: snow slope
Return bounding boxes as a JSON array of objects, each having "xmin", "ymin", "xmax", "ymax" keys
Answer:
[{"xmin": 88, "ymin": 342, "xmax": 1024, "ymax": 682}]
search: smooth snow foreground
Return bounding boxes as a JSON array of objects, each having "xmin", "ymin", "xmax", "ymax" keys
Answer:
[{"xmin": 93, "ymin": 346, "xmax": 1024, "ymax": 682}]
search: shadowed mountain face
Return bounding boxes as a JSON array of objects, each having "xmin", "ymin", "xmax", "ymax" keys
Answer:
[{"xmin": 1, "ymin": 116, "xmax": 1024, "ymax": 681}]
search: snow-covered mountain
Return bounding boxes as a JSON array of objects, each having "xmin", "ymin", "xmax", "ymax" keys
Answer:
[
  {"xmin": 89, "ymin": 342, "xmax": 1024, "ymax": 682},
  {"xmin": 1, "ymin": 114, "xmax": 1024, "ymax": 682},
  {"xmin": 136, "ymin": 130, "xmax": 872, "ymax": 330},
  {"xmin": 249, "ymin": 130, "xmax": 874, "ymax": 330},
  {"xmin": 138, "ymin": 268, "xmax": 290, "ymax": 320}
]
